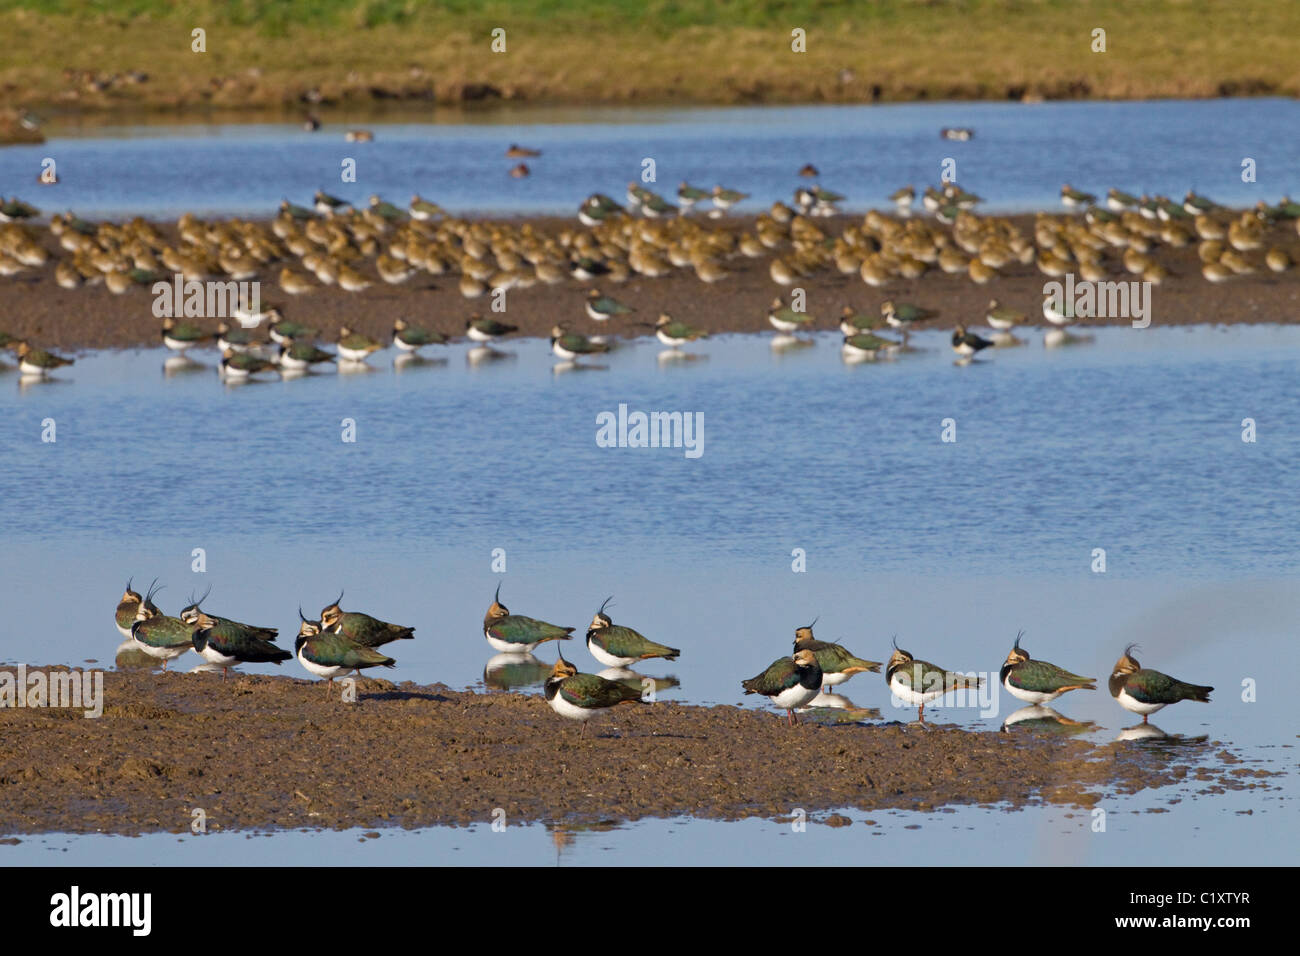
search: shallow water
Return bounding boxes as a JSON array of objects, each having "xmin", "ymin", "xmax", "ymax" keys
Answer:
[
  {"xmin": 1, "ymin": 324, "xmax": 1295, "ymax": 864},
  {"xmin": 5, "ymin": 98, "xmax": 1298, "ymax": 218}
]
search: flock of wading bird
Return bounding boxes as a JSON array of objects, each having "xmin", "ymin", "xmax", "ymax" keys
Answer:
[
  {"xmin": 114, "ymin": 579, "xmax": 1215, "ymax": 737},
  {"xmin": 2, "ymin": 174, "xmax": 1299, "ymax": 379}
]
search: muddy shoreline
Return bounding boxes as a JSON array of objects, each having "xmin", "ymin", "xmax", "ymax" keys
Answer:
[
  {"xmin": 2, "ymin": 212, "xmax": 1298, "ymax": 354},
  {"xmin": 0, "ymin": 667, "xmax": 1267, "ymax": 837}
]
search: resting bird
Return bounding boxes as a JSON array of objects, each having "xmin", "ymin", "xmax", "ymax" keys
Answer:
[
  {"xmin": 543, "ymin": 651, "xmax": 645, "ymax": 735},
  {"xmin": 791, "ymin": 620, "xmax": 880, "ymax": 692},
  {"xmin": 483, "ymin": 584, "xmax": 573, "ymax": 654},
  {"xmin": 742, "ymin": 649, "xmax": 823, "ymax": 726},
  {"xmin": 1000, "ymin": 632, "xmax": 1095, "ymax": 704},
  {"xmin": 1108, "ymin": 644, "xmax": 1212, "ymax": 723},
  {"xmin": 294, "ymin": 609, "xmax": 395, "ymax": 696},
  {"xmin": 585, "ymin": 597, "xmax": 680, "ymax": 667},
  {"xmin": 318, "ymin": 592, "xmax": 414, "ymax": 648},
  {"xmin": 885, "ymin": 640, "xmax": 982, "ymax": 722}
]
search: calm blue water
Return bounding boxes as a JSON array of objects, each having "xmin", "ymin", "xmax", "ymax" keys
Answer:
[
  {"xmin": 3, "ymin": 99, "xmax": 1298, "ymax": 217},
  {"xmin": 0, "ymin": 324, "xmax": 1295, "ymax": 864}
]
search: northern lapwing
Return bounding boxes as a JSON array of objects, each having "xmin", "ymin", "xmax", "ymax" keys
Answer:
[
  {"xmin": 313, "ymin": 190, "xmax": 349, "ymax": 215},
  {"xmin": 0, "ymin": 198, "xmax": 39, "ymax": 222},
  {"xmin": 585, "ymin": 597, "xmax": 680, "ymax": 668},
  {"xmin": 842, "ymin": 332, "xmax": 899, "ymax": 361},
  {"xmin": 676, "ymin": 182, "xmax": 709, "ymax": 210},
  {"xmin": 115, "ymin": 578, "xmax": 160, "ymax": 639},
  {"xmin": 392, "ymin": 318, "xmax": 448, "ymax": 353},
  {"xmin": 130, "ymin": 584, "xmax": 196, "ymax": 671},
  {"xmin": 711, "ymin": 185, "xmax": 749, "ymax": 211},
  {"xmin": 999, "ymin": 631, "xmax": 1096, "ymax": 705},
  {"xmin": 1107, "ymin": 188, "xmax": 1140, "ymax": 212},
  {"xmin": 985, "ymin": 299, "xmax": 1025, "ymax": 331},
  {"xmin": 585, "ymin": 288, "xmax": 634, "ymax": 321},
  {"xmin": 840, "ymin": 306, "xmax": 888, "ymax": 336},
  {"xmin": 294, "ymin": 609, "xmax": 395, "ymax": 696},
  {"xmin": 318, "ymin": 592, "xmax": 415, "ymax": 648},
  {"xmin": 890, "ymin": 185, "xmax": 915, "ymax": 211},
  {"xmin": 791, "ymin": 621, "xmax": 881, "ymax": 692},
  {"xmin": 543, "ymin": 649, "xmax": 646, "ymax": 735},
  {"xmin": 161, "ymin": 318, "xmax": 214, "ymax": 352},
  {"xmin": 768, "ymin": 296, "xmax": 816, "ymax": 334},
  {"xmin": 577, "ymin": 194, "xmax": 624, "ymax": 227},
  {"xmin": 951, "ymin": 324, "xmax": 993, "ymax": 357},
  {"xmin": 483, "ymin": 584, "xmax": 573, "ymax": 654},
  {"xmin": 336, "ymin": 327, "xmax": 383, "ymax": 362},
  {"xmin": 186, "ymin": 604, "xmax": 289, "ymax": 679},
  {"xmin": 14, "ymin": 342, "xmax": 73, "ymax": 376},
  {"xmin": 742, "ymin": 649, "xmax": 823, "ymax": 726},
  {"xmin": 885, "ymin": 640, "xmax": 983, "ymax": 722},
  {"xmin": 1061, "ymin": 184, "xmax": 1096, "ymax": 209},
  {"xmin": 1108, "ymin": 644, "xmax": 1213, "ymax": 722},
  {"xmin": 216, "ymin": 322, "xmax": 264, "ymax": 353},
  {"xmin": 550, "ymin": 325, "xmax": 610, "ymax": 360},
  {"xmin": 653, "ymin": 313, "xmax": 707, "ymax": 347},
  {"xmin": 278, "ymin": 341, "xmax": 335, "ymax": 370},
  {"xmin": 219, "ymin": 347, "xmax": 276, "ymax": 379},
  {"xmin": 465, "ymin": 315, "xmax": 517, "ymax": 343},
  {"xmin": 368, "ymin": 195, "xmax": 404, "ymax": 220},
  {"xmin": 881, "ymin": 300, "xmax": 938, "ymax": 330},
  {"xmin": 409, "ymin": 195, "xmax": 445, "ymax": 221},
  {"xmin": 179, "ymin": 589, "xmax": 278, "ymax": 643},
  {"xmin": 268, "ymin": 313, "xmax": 319, "ymax": 345}
]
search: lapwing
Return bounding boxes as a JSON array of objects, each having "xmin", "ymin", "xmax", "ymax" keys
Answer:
[
  {"xmin": 584, "ymin": 288, "xmax": 634, "ymax": 321},
  {"xmin": 278, "ymin": 341, "xmax": 335, "ymax": 370},
  {"xmin": 653, "ymin": 313, "xmax": 707, "ymax": 347},
  {"xmin": 216, "ymin": 322, "xmax": 264, "ymax": 353},
  {"xmin": 313, "ymin": 190, "xmax": 349, "ymax": 215},
  {"xmin": 368, "ymin": 194, "xmax": 404, "ymax": 220},
  {"xmin": 1108, "ymin": 644, "xmax": 1213, "ymax": 723},
  {"xmin": 409, "ymin": 195, "xmax": 445, "ymax": 221},
  {"xmin": 465, "ymin": 315, "xmax": 517, "ymax": 343},
  {"xmin": 14, "ymin": 342, "xmax": 73, "ymax": 376},
  {"xmin": 337, "ymin": 327, "xmax": 383, "ymax": 362},
  {"xmin": 114, "ymin": 578, "xmax": 160, "ymax": 639},
  {"xmin": 840, "ymin": 306, "xmax": 888, "ymax": 336},
  {"xmin": 842, "ymin": 332, "xmax": 899, "ymax": 361},
  {"xmin": 267, "ymin": 313, "xmax": 318, "ymax": 345},
  {"xmin": 585, "ymin": 597, "xmax": 680, "ymax": 668},
  {"xmin": 1000, "ymin": 632, "xmax": 1096, "ymax": 705},
  {"xmin": 951, "ymin": 324, "xmax": 993, "ymax": 357},
  {"xmin": 1060, "ymin": 184, "xmax": 1096, "ymax": 209},
  {"xmin": 890, "ymin": 185, "xmax": 916, "ymax": 210},
  {"xmin": 179, "ymin": 589, "xmax": 278, "ymax": 644},
  {"xmin": 791, "ymin": 621, "xmax": 881, "ymax": 692},
  {"xmin": 161, "ymin": 318, "xmax": 213, "ymax": 352},
  {"xmin": 0, "ymin": 198, "xmax": 39, "ymax": 222},
  {"xmin": 295, "ymin": 609, "xmax": 395, "ymax": 696},
  {"xmin": 885, "ymin": 640, "xmax": 983, "ymax": 722},
  {"xmin": 768, "ymin": 296, "xmax": 816, "ymax": 334},
  {"xmin": 742, "ymin": 649, "xmax": 823, "ymax": 726},
  {"xmin": 220, "ymin": 347, "xmax": 277, "ymax": 379},
  {"xmin": 676, "ymin": 182, "xmax": 710, "ymax": 209},
  {"xmin": 550, "ymin": 325, "xmax": 610, "ymax": 360},
  {"xmin": 506, "ymin": 144, "xmax": 541, "ymax": 158},
  {"xmin": 711, "ymin": 185, "xmax": 749, "ymax": 211},
  {"xmin": 881, "ymin": 300, "xmax": 938, "ymax": 330},
  {"xmin": 392, "ymin": 318, "xmax": 448, "ymax": 353},
  {"xmin": 483, "ymin": 584, "xmax": 573, "ymax": 654},
  {"xmin": 319, "ymin": 592, "xmax": 415, "ymax": 648},
  {"xmin": 130, "ymin": 584, "xmax": 196, "ymax": 671},
  {"xmin": 1106, "ymin": 188, "xmax": 1140, "ymax": 212},
  {"xmin": 187, "ymin": 607, "xmax": 290, "ymax": 679},
  {"xmin": 985, "ymin": 300, "xmax": 1025, "ymax": 331},
  {"xmin": 544, "ymin": 649, "xmax": 646, "ymax": 736}
]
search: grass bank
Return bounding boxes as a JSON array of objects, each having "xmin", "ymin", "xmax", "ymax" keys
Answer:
[{"xmin": 0, "ymin": 1, "xmax": 1297, "ymax": 123}]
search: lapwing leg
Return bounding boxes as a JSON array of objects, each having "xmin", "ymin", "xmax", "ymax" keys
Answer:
[
  {"xmin": 1142, "ymin": 714, "xmax": 1148, "ymax": 724},
  {"xmin": 162, "ymin": 659, "xmax": 168, "ymax": 673},
  {"xmin": 581, "ymin": 720, "xmax": 588, "ymax": 738}
]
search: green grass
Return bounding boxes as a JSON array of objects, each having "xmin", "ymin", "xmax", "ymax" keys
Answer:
[{"xmin": 1, "ymin": 1, "xmax": 1297, "ymax": 113}]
